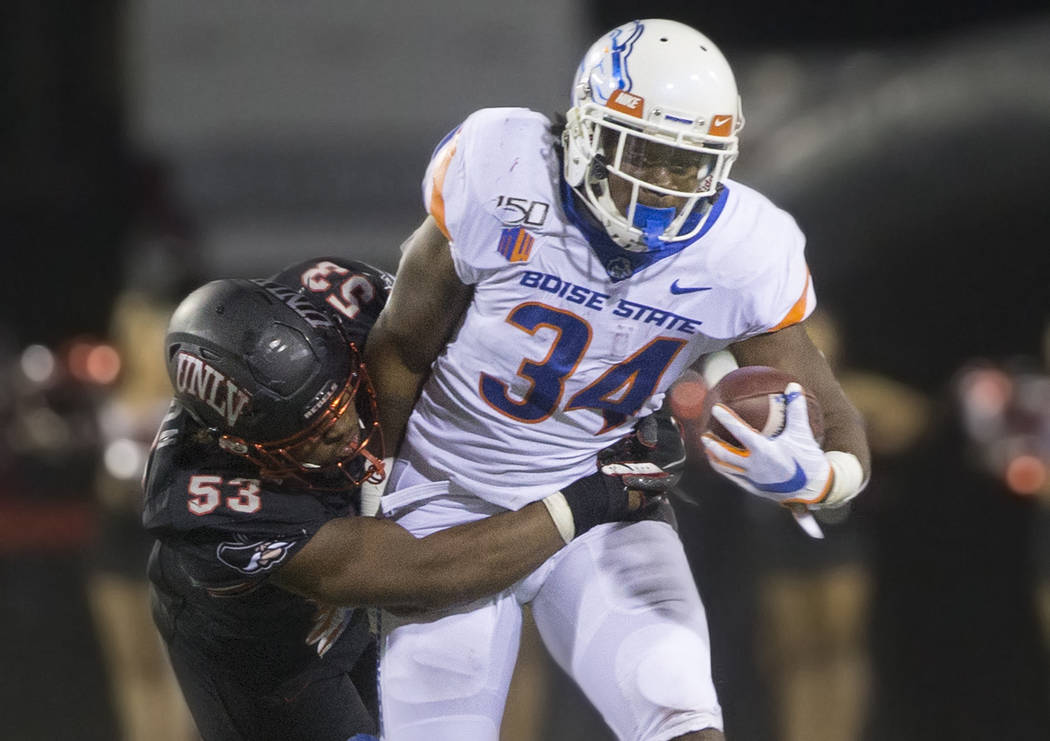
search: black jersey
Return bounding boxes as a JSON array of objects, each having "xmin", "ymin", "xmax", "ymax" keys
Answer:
[
  {"xmin": 143, "ymin": 403, "xmax": 368, "ymax": 694},
  {"xmin": 142, "ymin": 256, "xmax": 392, "ymax": 700}
]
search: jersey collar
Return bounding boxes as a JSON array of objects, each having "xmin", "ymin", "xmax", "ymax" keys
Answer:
[{"xmin": 560, "ymin": 177, "xmax": 729, "ymax": 282}]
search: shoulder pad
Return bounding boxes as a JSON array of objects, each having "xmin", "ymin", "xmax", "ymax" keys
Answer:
[{"xmin": 266, "ymin": 257, "xmax": 393, "ymax": 347}]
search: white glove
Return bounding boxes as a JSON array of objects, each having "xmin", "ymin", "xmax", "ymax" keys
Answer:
[{"xmin": 701, "ymin": 383, "xmax": 840, "ymax": 508}]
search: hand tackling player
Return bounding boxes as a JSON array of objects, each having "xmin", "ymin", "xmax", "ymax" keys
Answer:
[{"xmin": 599, "ymin": 408, "xmax": 686, "ymax": 493}]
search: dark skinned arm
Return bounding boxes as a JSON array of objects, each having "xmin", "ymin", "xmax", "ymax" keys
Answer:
[
  {"xmin": 363, "ymin": 216, "xmax": 472, "ymax": 454},
  {"xmin": 273, "ymin": 479, "xmax": 648, "ymax": 611},
  {"xmin": 271, "ymin": 502, "xmax": 565, "ymax": 612}
]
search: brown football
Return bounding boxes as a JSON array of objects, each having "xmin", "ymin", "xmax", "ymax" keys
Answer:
[{"xmin": 699, "ymin": 366, "xmax": 824, "ymax": 447}]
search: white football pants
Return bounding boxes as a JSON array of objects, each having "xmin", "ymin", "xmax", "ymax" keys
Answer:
[{"xmin": 377, "ymin": 462, "xmax": 723, "ymax": 741}]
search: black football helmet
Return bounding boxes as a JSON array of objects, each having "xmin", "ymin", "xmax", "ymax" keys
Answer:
[{"xmin": 164, "ymin": 277, "xmax": 383, "ymax": 487}]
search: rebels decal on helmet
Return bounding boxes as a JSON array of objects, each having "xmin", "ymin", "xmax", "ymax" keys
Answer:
[{"xmin": 302, "ymin": 379, "xmax": 340, "ymax": 422}]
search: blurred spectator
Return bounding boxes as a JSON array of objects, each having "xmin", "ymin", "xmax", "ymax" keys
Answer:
[
  {"xmin": 860, "ymin": 360, "xmax": 1050, "ymax": 740},
  {"xmin": 950, "ymin": 332, "xmax": 1050, "ymax": 727},
  {"xmin": 88, "ymin": 290, "xmax": 196, "ymax": 741},
  {"xmin": 751, "ymin": 309, "xmax": 931, "ymax": 741},
  {"xmin": 0, "ymin": 334, "xmax": 119, "ymax": 740},
  {"xmin": 85, "ymin": 153, "xmax": 202, "ymax": 741}
]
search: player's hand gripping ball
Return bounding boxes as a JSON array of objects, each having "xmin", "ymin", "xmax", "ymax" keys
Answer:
[
  {"xmin": 700, "ymin": 366, "xmax": 824, "ymax": 447},
  {"xmin": 693, "ymin": 367, "xmax": 835, "ymax": 507}
]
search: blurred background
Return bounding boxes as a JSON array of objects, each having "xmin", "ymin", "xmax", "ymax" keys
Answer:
[{"xmin": 1, "ymin": 1, "xmax": 1048, "ymax": 739}]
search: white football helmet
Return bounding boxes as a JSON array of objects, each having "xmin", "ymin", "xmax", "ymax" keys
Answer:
[{"xmin": 563, "ymin": 19, "xmax": 743, "ymax": 252}]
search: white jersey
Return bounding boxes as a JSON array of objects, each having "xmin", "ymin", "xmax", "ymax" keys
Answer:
[{"xmin": 399, "ymin": 107, "xmax": 814, "ymax": 509}]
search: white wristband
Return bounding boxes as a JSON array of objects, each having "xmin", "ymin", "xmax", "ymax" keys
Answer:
[
  {"xmin": 824, "ymin": 451, "xmax": 867, "ymax": 507},
  {"xmin": 541, "ymin": 492, "xmax": 576, "ymax": 544},
  {"xmin": 359, "ymin": 457, "xmax": 394, "ymax": 517}
]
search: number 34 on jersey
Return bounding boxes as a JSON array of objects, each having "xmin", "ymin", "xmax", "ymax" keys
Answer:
[{"xmin": 479, "ymin": 301, "xmax": 686, "ymax": 434}]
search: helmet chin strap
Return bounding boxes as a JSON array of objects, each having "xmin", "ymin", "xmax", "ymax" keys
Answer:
[{"xmin": 632, "ymin": 203, "xmax": 677, "ymax": 249}]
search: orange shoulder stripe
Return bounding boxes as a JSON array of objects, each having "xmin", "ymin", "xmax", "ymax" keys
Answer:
[
  {"xmin": 769, "ymin": 267, "xmax": 811, "ymax": 332},
  {"xmin": 428, "ymin": 140, "xmax": 457, "ymax": 240}
]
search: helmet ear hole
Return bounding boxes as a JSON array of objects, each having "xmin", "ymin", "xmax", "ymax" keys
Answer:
[{"xmin": 218, "ymin": 435, "xmax": 250, "ymax": 456}]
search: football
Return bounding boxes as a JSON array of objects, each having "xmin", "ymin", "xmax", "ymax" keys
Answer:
[{"xmin": 699, "ymin": 366, "xmax": 824, "ymax": 447}]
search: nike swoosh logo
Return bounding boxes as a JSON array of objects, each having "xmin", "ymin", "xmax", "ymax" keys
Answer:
[
  {"xmin": 748, "ymin": 461, "xmax": 807, "ymax": 493},
  {"xmin": 670, "ymin": 280, "xmax": 712, "ymax": 295}
]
